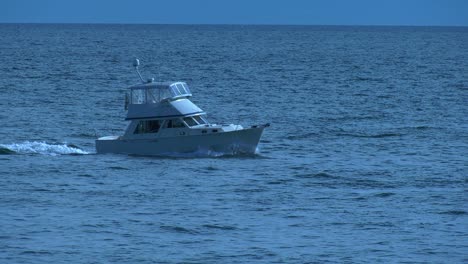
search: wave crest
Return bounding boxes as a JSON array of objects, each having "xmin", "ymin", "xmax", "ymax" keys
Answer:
[{"xmin": 0, "ymin": 141, "xmax": 89, "ymax": 156}]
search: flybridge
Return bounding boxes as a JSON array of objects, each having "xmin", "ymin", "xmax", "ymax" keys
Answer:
[
  {"xmin": 128, "ymin": 81, "xmax": 192, "ymax": 105},
  {"xmin": 123, "ymin": 60, "xmax": 202, "ymax": 120},
  {"xmin": 128, "ymin": 58, "xmax": 192, "ymax": 104}
]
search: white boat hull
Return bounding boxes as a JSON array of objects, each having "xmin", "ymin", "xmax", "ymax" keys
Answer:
[{"xmin": 95, "ymin": 126, "xmax": 266, "ymax": 156}]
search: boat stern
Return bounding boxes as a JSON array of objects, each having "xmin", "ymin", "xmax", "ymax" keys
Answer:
[{"xmin": 95, "ymin": 135, "xmax": 121, "ymax": 154}]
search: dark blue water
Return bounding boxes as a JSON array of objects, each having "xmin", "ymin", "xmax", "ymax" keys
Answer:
[{"xmin": 1, "ymin": 24, "xmax": 467, "ymax": 263}]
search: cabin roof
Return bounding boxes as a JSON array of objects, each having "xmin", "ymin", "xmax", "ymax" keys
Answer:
[{"xmin": 126, "ymin": 98, "xmax": 204, "ymax": 120}]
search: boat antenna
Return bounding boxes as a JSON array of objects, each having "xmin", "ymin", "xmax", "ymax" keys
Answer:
[{"xmin": 133, "ymin": 58, "xmax": 144, "ymax": 83}]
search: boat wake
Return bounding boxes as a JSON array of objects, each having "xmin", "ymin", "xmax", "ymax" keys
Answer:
[{"xmin": 0, "ymin": 141, "xmax": 90, "ymax": 156}]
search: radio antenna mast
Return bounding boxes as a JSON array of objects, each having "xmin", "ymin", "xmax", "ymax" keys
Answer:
[{"xmin": 133, "ymin": 58, "xmax": 144, "ymax": 83}]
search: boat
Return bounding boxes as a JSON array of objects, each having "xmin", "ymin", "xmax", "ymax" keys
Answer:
[{"xmin": 95, "ymin": 59, "xmax": 269, "ymax": 156}]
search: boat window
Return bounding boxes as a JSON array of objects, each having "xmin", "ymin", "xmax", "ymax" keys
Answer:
[
  {"xmin": 192, "ymin": 115, "xmax": 206, "ymax": 125},
  {"xmin": 176, "ymin": 83, "xmax": 186, "ymax": 94},
  {"xmin": 160, "ymin": 88, "xmax": 172, "ymax": 101},
  {"xmin": 200, "ymin": 116, "xmax": 209, "ymax": 124},
  {"xmin": 171, "ymin": 86, "xmax": 181, "ymax": 96},
  {"xmin": 146, "ymin": 88, "xmax": 159, "ymax": 103},
  {"xmin": 131, "ymin": 89, "xmax": 145, "ymax": 104},
  {"xmin": 182, "ymin": 83, "xmax": 191, "ymax": 94},
  {"xmin": 134, "ymin": 120, "xmax": 161, "ymax": 134},
  {"xmin": 169, "ymin": 82, "xmax": 191, "ymax": 97},
  {"xmin": 165, "ymin": 119, "xmax": 185, "ymax": 128},
  {"xmin": 183, "ymin": 117, "xmax": 198, "ymax": 127}
]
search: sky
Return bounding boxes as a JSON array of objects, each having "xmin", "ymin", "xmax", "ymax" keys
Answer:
[{"xmin": 1, "ymin": 0, "xmax": 467, "ymax": 26}]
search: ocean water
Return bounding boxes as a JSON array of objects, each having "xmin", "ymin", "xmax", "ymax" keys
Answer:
[{"xmin": 0, "ymin": 24, "xmax": 467, "ymax": 263}]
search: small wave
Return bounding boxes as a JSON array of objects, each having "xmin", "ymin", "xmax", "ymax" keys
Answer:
[
  {"xmin": 160, "ymin": 225, "xmax": 198, "ymax": 234},
  {"xmin": 337, "ymin": 132, "xmax": 402, "ymax": 138},
  {"xmin": 202, "ymin": 224, "xmax": 237, "ymax": 230},
  {"xmin": 72, "ymin": 132, "xmax": 98, "ymax": 139},
  {"xmin": 0, "ymin": 141, "xmax": 90, "ymax": 156},
  {"xmin": 286, "ymin": 132, "xmax": 320, "ymax": 140},
  {"xmin": 108, "ymin": 166, "xmax": 130, "ymax": 170},
  {"xmin": 413, "ymin": 126, "xmax": 432, "ymax": 130},
  {"xmin": 267, "ymin": 179, "xmax": 295, "ymax": 185},
  {"xmin": 295, "ymin": 172, "xmax": 339, "ymax": 179},
  {"xmin": 0, "ymin": 146, "xmax": 16, "ymax": 155},
  {"xmin": 439, "ymin": 210, "xmax": 466, "ymax": 216},
  {"xmin": 320, "ymin": 115, "xmax": 382, "ymax": 122},
  {"xmin": 353, "ymin": 76, "xmax": 385, "ymax": 82},
  {"xmin": 374, "ymin": 192, "xmax": 396, "ymax": 198},
  {"xmin": 365, "ymin": 133, "xmax": 402, "ymax": 138},
  {"xmin": 204, "ymin": 166, "xmax": 219, "ymax": 171},
  {"xmin": 20, "ymin": 250, "xmax": 53, "ymax": 255}
]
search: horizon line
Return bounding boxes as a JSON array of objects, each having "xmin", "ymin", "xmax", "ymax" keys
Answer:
[{"xmin": 1, "ymin": 21, "xmax": 467, "ymax": 28}]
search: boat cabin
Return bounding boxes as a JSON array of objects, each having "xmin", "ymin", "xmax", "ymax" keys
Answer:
[{"xmin": 123, "ymin": 81, "xmax": 212, "ymax": 138}]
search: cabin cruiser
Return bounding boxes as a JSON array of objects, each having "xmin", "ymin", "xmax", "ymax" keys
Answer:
[{"xmin": 95, "ymin": 59, "xmax": 269, "ymax": 156}]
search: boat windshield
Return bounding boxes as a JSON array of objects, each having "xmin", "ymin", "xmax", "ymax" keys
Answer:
[
  {"xmin": 169, "ymin": 82, "xmax": 191, "ymax": 97},
  {"xmin": 130, "ymin": 82, "xmax": 192, "ymax": 104},
  {"xmin": 183, "ymin": 115, "xmax": 209, "ymax": 127}
]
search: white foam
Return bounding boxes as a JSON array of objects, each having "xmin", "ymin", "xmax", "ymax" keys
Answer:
[
  {"xmin": 0, "ymin": 141, "xmax": 89, "ymax": 156},
  {"xmin": 158, "ymin": 148, "xmax": 228, "ymax": 158},
  {"xmin": 158, "ymin": 146, "xmax": 258, "ymax": 158}
]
